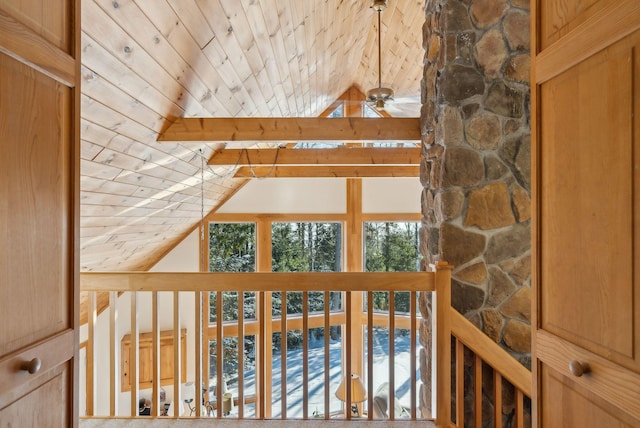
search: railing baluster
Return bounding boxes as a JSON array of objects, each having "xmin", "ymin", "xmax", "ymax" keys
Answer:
[
  {"xmin": 515, "ymin": 389, "xmax": 524, "ymax": 428},
  {"xmin": 281, "ymin": 291, "xmax": 287, "ymax": 418},
  {"xmin": 345, "ymin": 291, "xmax": 352, "ymax": 420},
  {"xmin": 151, "ymin": 292, "xmax": 160, "ymax": 417},
  {"xmin": 410, "ymin": 290, "xmax": 417, "ymax": 419},
  {"xmin": 216, "ymin": 290, "xmax": 223, "ymax": 418},
  {"xmin": 367, "ymin": 290, "xmax": 373, "ymax": 420},
  {"xmin": 494, "ymin": 372, "xmax": 503, "ymax": 427},
  {"xmin": 302, "ymin": 291, "xmax": 309, "ymax": 419},
  {"xmin": 238, "ymin": 291, "xmax": 245, "ymax": 418},
  {"xmin": 109, "ymin": 291, "xmax": 118, "ymax": 416},
  {"xmin": 323, "ymin": 291, "xmax": 330, "ymax": 419},
  {"xmin": 456, "ymin": 339, "xmax": 464, "ymax": 427},
  {"xmin": 87, "ymin": 291, "xmax": 96, "ymax": 416},
  {"xmin": 258, "ymin": 291, "xmax": 267, "ymax": 419},
  {"xmin": 173, "ymin": 291, "xmax": 181, "ymax": 418},
  {"xmin": 195, "ymin": 290, "xmax": 202, "ymax": 417},
  {"xmin": 388, "ymin": 290, "xmax": 395, "ymax": 420},
  {"xmin": 474, "ymin": 354, "xmax": 482, "ymax": 427},
  {"xmin": 131, "ymin": 291, "xmax": 139, "ymax": 418}
]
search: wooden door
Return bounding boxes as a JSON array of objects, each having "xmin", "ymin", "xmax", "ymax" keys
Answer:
[
  {"xmin": 0, "ymin": 0, "xmax": 79, "ymax": 426},
  {"xmin": 532, "ymin": 0, "xmax": 640, "ymax": 425}
]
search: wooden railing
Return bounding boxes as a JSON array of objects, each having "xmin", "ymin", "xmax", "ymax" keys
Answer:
[
  {"xmin": 439, "ymin": 308, "xmax": 532, "ymax": 428},
  {"xmin": 79, "ymin": 268, "xmax": 452, "ymax": 422},
  {"xmin": 80, "ymin": 264, "xmax": 531, "ymax": 426}
]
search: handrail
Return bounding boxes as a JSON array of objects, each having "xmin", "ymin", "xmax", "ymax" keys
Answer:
[
  {"xmin": 450, "ymin": 310, "xmax": 532, "ymax": 397},
  {"xmin": 79, "ymin": 269, "xmax": 449, "ymax": 421},
  {"xmin": 80, "ymin": 271, "xmax": 432, "ymax": 293}
]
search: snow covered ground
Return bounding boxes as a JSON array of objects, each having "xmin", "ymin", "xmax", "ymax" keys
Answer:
[{"xmin": 222, "ymin": 328, "xmax": 421, "ymax": 419}]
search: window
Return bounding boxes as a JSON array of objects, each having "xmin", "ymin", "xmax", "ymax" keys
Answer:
[
  {"xmin": 208, "ymin": 222, "xmax": 256, "ymax": 273},
  {"xmin": 208, "ymin": 223, "xmax": 258, "ymax": 416},
  {"xmin": 363, "ymin": 221, "xmax": 421, "ymax": 412}
]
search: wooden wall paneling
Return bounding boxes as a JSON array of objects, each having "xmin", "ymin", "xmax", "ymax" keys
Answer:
[
  {"xmin": 259, "ymin": 0, "xmax": 297, "ymax": 114},
  {"xmin": 165, "ymin": 0, "xmax": 213, "ymax": 50},
  {"xmin": 96, "ymin": 0, "xmax": 231, "ymax": 116},
  {"xmin": 81, "ymin": 71, "xmax": 165, "ymax": 134},
  {"xmin": 290, "ymin": 2, "xmax": 312, "ymax": 117},
  {"xmin": 218, "ymin": 0, "xmax": 279, "ymax": 115},
  {"xmin": 239, "ymin": 0, "xmax": 288, "ymax": 116},
  {"xmin": 137, "ymin": 0, "xmax": 249, "ymax": 117},
  {"xmin": 80, "ymin": 33, "xmax": 186, "ymax": 119},
  {"xmin": 273, "ymin": 0, "xmax": 304, "ymax": 115},
  {"xmin": 301, "ymin": 1, "xmax": 319, "ymax": 115},
  {"xmin": 81, "ymin": 96, "xmax": 158, "ymax": 143},
  {"xmin": 81, "ymin": 1, "xmax": 204, "ymax": 117}
]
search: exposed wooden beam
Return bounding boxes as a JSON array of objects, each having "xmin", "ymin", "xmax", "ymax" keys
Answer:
[
  {"xmin": 233, "ymin": 165, "xmax": 420, "ymax": 178},
  {"xmin": 80, "ymin": 271, "xmax": 435, "ymax": 293},
  {"xmin": 209, "ymin": 147, "xmax": 421, "ymax": 165},
  {"xmin": 158, "ymin": 117, "xmax": 421, "ymax": 142}
]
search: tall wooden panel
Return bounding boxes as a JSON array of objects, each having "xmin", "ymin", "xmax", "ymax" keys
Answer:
[
  {"xmin": 0, "ymin": 0, "xmax": 79, "ymax": 426},
  {"xmin": 533, "ymin": 0, "xmax": 640, "ymax": 425}
]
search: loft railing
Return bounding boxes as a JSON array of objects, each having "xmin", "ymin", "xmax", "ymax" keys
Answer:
[
  {"xmin": 79, "ymin": 268, "xmax": 452, "ymax": 422},
  {"xmin": 450, "ymin": 309, "xmax": 532, "ymax": 428},
  {"xmin": 80, "ymin": 264, "xmax": 531, "ymax": 427}
]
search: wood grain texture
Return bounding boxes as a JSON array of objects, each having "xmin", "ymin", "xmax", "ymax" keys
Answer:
[
  {"xmin": 233, "ymin": 165, "xmax": 420, "ymax": 178},
  {"xmin": 76, "ymin": 0, "xmax": 425, "ymax": 271},
  {"xmin": 159, "ymin": 117, "xmax": 421, "ymax": 142},
  {"xmin": 211, "ymin": 147, "xmax": 421, "ymax": 165},
  {"xmin": 537, "ymin": 330, "xmax": 640, "ymax": 422},
  {"xmin": 539, "ymin": 29, "xmax": 639, "ymax": 370},
  {"xmin": 80, "ymin": 271, "xmax": 436, "ymax": 293},
  {"xmin": 451, "ymin": 310, "xmax": 532, "ymax": 397}
]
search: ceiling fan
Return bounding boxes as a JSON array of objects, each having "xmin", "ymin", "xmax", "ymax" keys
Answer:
[{"xmin": 366, "ymin": 0, "xmax": 394, "ymax": 110}]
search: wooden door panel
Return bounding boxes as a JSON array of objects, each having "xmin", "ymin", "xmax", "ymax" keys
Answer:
[
  {"xmin": 537, "ymin": 330, "xmax": 640, "ymax": 421},
  {"xmin": 539, "ymin": 30, "xmax": 639, "ymax": 370},
  {"xmin": 0, "ymin": 0, "xmax": 77, "ymax": 425},
  {"xmin": 0, "ymin": 0, "xmax": 72, "ymax": 53},
  {"xmin": 0, "ymin": 51, "xmax": 73, "ymax": 357},
  {"xmin": 0, "ymin": 362, "xmax": 70, "ymax": 428},
  {"xmin": 540, "ymin": 364, "xmax": 636, "ymax": 427},
  {"xmin": 540, "ymin": 0, "xmax": 614, "ymax": 50}
]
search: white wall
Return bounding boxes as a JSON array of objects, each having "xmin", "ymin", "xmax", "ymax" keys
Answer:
[
  {"xmin": 217, "ymin": 177, "xmax": 421, "ymax": 214},
  {"xmin": 217, "ymin": 178, "xmax": 347, "ymax": 213},
  {"xmin": 362, "ymin": 178, "xmax": 422, "ymax": 213}
]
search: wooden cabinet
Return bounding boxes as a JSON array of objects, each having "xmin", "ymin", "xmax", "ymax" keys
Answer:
[
  {"xmin": 532, "ymin": 0, "xmax": 640, "ymax": 425},
  {"xmin": 0, "ymin": 0, "xmax": 79, "ymax": 426},
  {"xmin": 120, "ymin": 329, "xmax": 187, "ymax": 392}
]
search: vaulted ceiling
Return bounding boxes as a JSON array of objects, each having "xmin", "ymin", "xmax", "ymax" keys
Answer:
[{"xmin": 80, "ymin": 0, "xmax": 425, "ymax": 271}]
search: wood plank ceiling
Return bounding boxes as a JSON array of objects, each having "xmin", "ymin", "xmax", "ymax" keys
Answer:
[{"xmin": 80, "ymin": 0, "xmax": 425, "ymax": 271}]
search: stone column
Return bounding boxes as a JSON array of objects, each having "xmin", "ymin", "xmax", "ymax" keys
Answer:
[{"xmin": 419, "ymin": 0, "xmax": 531, "ymax": 420}]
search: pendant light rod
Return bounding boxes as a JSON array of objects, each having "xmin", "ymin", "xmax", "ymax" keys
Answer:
[
  {"xmin": 367, "ymin": 0, "xmax": 393, "ymax": 108},
  {"xmin": 377, "ymin": 9, "xmax": 382, "ymax": 89}
]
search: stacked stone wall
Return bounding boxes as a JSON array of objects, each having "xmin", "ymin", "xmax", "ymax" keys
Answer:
[{"xmin": 419, "ymin": 0, "xmax": 531, "ymax": 422}]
